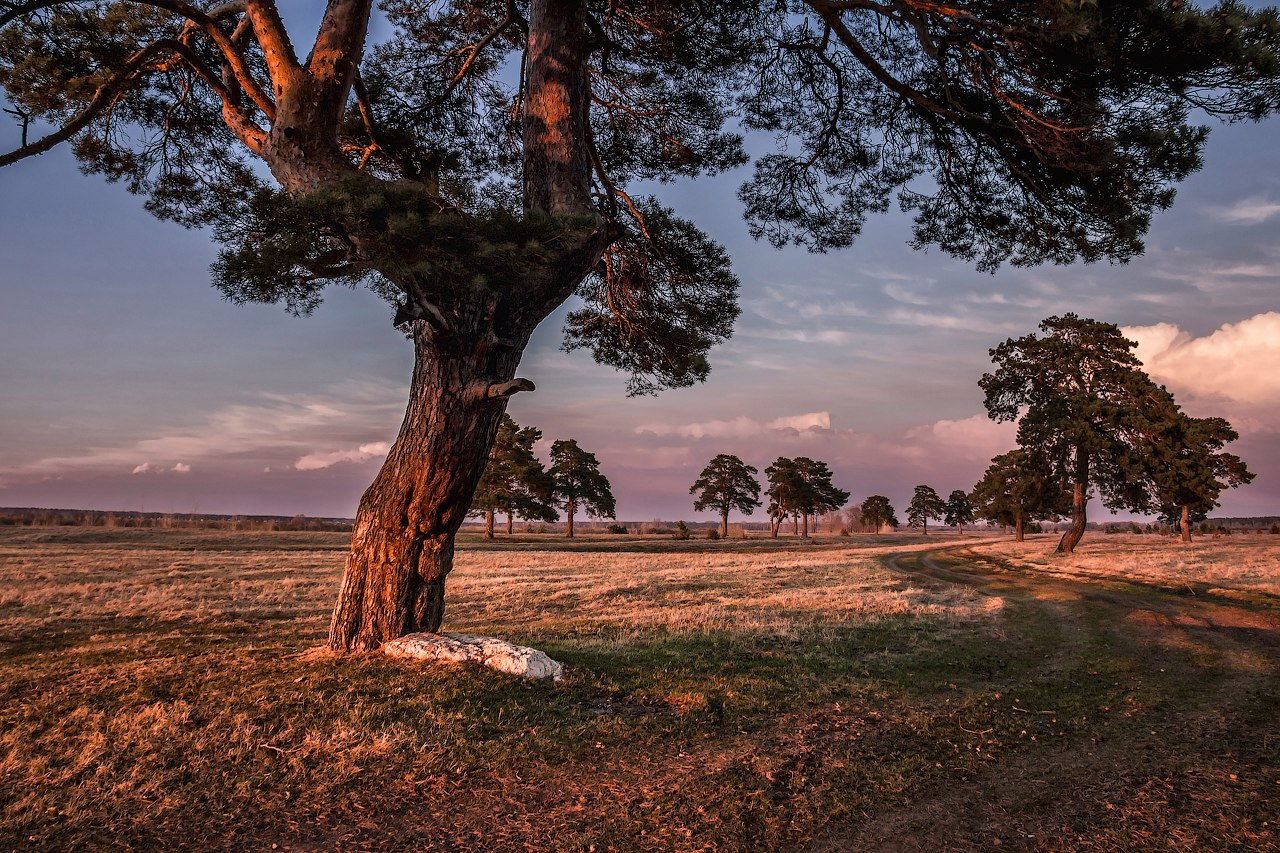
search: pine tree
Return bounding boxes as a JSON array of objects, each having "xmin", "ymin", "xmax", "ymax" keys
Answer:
[
  {"xmin": 858, "ymin": 496, "xmax": 899, "ymax": 533},
  {"xmin": 548, "ymin": 439, "xmax": 615, "ymax": 538},
  {"xmin": 907, "ymin": 485, "xmax": 946, "ymax": 534},
  {"xmin": 970, "ymin": 449, "xmax": 1069, "ymax": 542},
  {"xmin": 690, "ymin": 454, "xmax": 761, "ymax": 538},
  {"xmin": 943, "ymin": 490, "xmax": 975, "ymax": 535},
  {"xmin": 469, "ymin": 414, "xmax": 556, "ymax": 537},
  {"xmin": 766, "ymin": 456, "xmax": 848, "ymax": 537},
  {"xmin": 1141, "ymin": 410, "xmax": 1253, "ymax": 544},
  {"xmin": 981, "ymin": 316, "xmax": 1255, "ymax": 553}
]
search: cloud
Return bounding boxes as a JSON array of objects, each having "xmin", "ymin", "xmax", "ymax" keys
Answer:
[
  {"xmin": 1, "ymin": 382, "xmax": 403, "ymax": 483},
  {"xmin": 130, "ymin": 461, "xmax": 192, "ymax": 475},
  {"xmin": 295, "ymin": 441, "xmax": 391, "ymax": 471},
  {"xmin": 1211, "ymin": 196, "xmax": 1280, "ymax": 225},
  {"xmin": 636, "ymin": 411, "xmax": 831, "ymax": 439},
  {"xmin": 1124, "ymin": 312, "xmax": 1280, "ymax": 408},
  {"xmin": 903, "ymin": 415, "xmax": 1018, "ymax": 463}
]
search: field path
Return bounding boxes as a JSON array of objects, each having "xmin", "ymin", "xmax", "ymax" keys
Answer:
[{"xmin": 802, "ymin": 543, "xmax": 1280, "ymax": 851}]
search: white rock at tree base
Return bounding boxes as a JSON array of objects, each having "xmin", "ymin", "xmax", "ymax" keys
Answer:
[{"xmin": 381, "ymin": 632, "xmax": 565, "ymax": 682}]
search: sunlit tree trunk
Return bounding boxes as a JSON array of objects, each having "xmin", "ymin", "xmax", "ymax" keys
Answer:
[
  {"xmin": 720, "ymin": 507, "xmax": 729, "ymax": 538},
  {"xmin": 327, "ymin": 326, "xmax": 526, "ymax": 650},
  {"xmin": 1181, "ymin": 504, "xmax": 1192, "ymax": 544},
  {"xmin": 506, "ymin": 511, "xmax": 514, "ymax": 535},
  {"xmin": 565, "ymin": 497, "xmax": 576, "ymax": 538},
  {"xmin": 1014, "ymin": 512, "xmax": 1025, "ymax": 542}
]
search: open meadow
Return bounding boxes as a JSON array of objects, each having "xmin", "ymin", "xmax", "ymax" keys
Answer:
[{"xmin": 1, "ymin": 527, "xmax": 1278, "ymax": 850}]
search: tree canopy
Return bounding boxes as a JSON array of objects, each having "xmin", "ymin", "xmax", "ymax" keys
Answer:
[
  {"xmin": 970, "ymin": 449, "xmax": 1069, "ymax": 541},
  {"xmin": 690, "ymin": 453, "xmax": 761, "ymax": 537},
  {"xmin": 1138, "ymin": 406, "xmax": 1254, "ymax": 542},
  {"xmin": 943, "ymin": 490, "xmax": 975, "ymax": 534},
  {"xmin": 858, "ymin": 495, "xmax": 898, "ymax": 532}
]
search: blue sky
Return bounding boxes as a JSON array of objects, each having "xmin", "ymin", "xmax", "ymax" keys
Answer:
[{"xmin": 1, "ymin": 22, "xmax": 1278, "ymax": 523}]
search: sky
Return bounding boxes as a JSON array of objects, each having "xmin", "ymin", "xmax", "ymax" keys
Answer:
[{"xmin": 1, "ymin": 18, "xmax": 1279, "ymax": 524}]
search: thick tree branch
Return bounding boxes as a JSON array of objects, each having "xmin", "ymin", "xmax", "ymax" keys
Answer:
[
  {"xmin": 245, "ymin": 0, "xmax": 301, "ymax": 85},
  {"xmin": 125, "ymin": 0, "xmax": 275, "ymax": 120},
  {"xmin": 0, "ymin": 0, "xmax": 68, "ymax": 28},
  {"xmin": 475, "ymin": 378, "xmax": 536, "ymax": 401},
  {"xmin": 308, "ymin": 0, "xmax": 372, "ymax": 128},
  {"xmin": 0, "ymin": 37, "xmax": 263, "ymax": 166}
]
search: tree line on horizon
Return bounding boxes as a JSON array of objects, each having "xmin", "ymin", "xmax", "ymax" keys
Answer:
[{"xmin": 471, "ymin": 315, "xmax": 1254, "ymax": 551}]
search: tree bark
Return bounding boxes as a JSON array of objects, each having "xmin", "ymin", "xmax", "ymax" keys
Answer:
[
  {"xmin": 1014, "ymin": 513, "xmax": 1025, "ymax": 542},
  {"xmin": 485, "ymin": 507, "xmax": 495, "ymax": 539},
  {"xmin": 523, "ymin": 0, "xmax": 594, "ymax": 218},
  {"xmin": 565, "ymin": 497, "xmax": 576, "ymax": 538},
  {"xmin": 802, "ymin": 512, "xmax": 809, "ymax": 538},
  {"xmin": 1181, "ymin": 504, "xmax": 1192, "ymax": 544},
  {"xmin": 721, "ymin": 508, "xmax": 729, "ymax": 539},
  {"xmin": 771, "ymin": 515, "xmax": 780, "ymax": 538},
  {"xmin": 324, "ymin": 0, "xmax": 606, "ymax": 652},
  {"xmin": 506, "ymin": 510, "xmax": 514, "ymax": 536},
  {"xmin": 1056, "ymin": 446, "xmax": 1090, "ymax": 554},
  {"xmin": 326, "ymin": 325, "xmax": 526, "ymax": 651}
]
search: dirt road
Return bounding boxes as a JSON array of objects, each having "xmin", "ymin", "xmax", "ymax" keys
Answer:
[{"xmin": 808, "ymin": 544, "xmax": 1280, "ymax": 851}]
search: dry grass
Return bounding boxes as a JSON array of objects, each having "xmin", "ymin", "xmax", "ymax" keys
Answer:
[
  {"xmin": 971, "ymin": 532, "xmax": 1280, "ymax": 597},
  {"xmin": 0, "ymin": 527, "xmax": 1277, "ymax": 850},
  {"xmin": 448, "ymin": 538, "xmax": 1003, "ymax": 640}
]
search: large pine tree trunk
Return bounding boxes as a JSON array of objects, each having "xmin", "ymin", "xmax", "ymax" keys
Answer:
[
  {"xmin": 485, "ymin": 507, "xmax": 495, "ymax": 539},
  {"xmin": 720, "ymin": 508, "xmax": 729, "ymax": 538},
  {"xmin": 326, "ymin": 326, "xmax": 525, "ymax": 651},
  {"xmin": 1056, "ymin": 447, "xmax": 1090, "ymax": 554},
  {"xmin": 1014, "ymin": 513, "xmax": 1025, "ymax": 542},
  {"xmin": 322, "ymin": 0, "xmax": 604, "ymax": 653},
  {"xmin": 565, "ymin": 498, "xmax": 576, "ymax": 538},
  {"xmin": 506, "ymin": 511, "xmax": 514, "ymax": 536},
  {"xmin": 1181, "ymin": 504, "xmax": 1192, "ymax": 544}
]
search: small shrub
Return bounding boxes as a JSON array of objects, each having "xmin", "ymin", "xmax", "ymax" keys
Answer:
[
  {"xmin": 706, "ymin": 528, "xmax": 721, "ymax": 541},
  {"xmin": 673, "ymin": 520, "xmax": 691, "ymax": 540},
  {"xmin": 607, "ymin": 523, "xmax": 628, "ymax": 534}
]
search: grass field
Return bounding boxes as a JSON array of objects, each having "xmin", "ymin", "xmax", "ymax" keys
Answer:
[{"xmin": 1, "ymin": 528, "xmax": 1277, "ymax": 850}]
